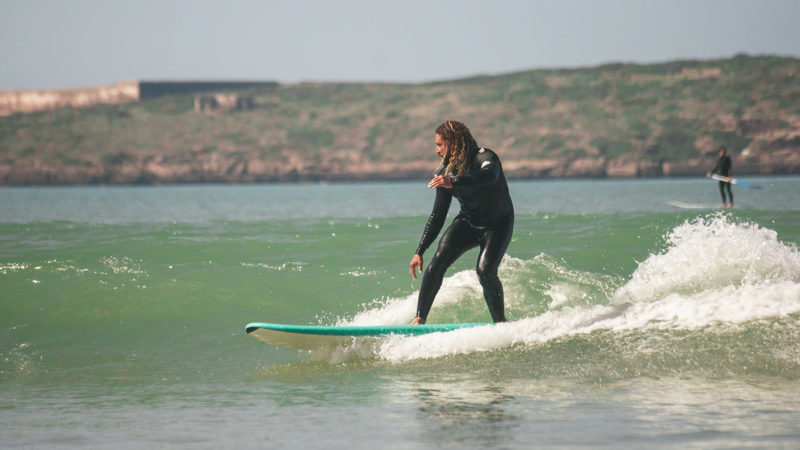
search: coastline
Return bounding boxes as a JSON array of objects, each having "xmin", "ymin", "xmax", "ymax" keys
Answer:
[{"xmin": 1, "ymin": 156, "xmax": 797, "ymax": 186}]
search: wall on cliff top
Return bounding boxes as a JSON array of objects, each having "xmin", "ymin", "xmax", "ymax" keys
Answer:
[
  {"xmin": 0, "ymin": 81, "xmax": 140, "ymax": 116},
  {"xmin": 0, "ymin": 81, "xmax": 278, "ymax": 116}
]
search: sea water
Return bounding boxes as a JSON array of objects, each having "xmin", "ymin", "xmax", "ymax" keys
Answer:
[{"xmin": 1, "ymin": 177, "xmax": 799, "ymax": 448}]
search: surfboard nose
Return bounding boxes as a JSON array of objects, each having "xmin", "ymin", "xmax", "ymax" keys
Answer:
[{"xmin": 245, "ymin": 323, "xmax": 262, "ymax": 334}]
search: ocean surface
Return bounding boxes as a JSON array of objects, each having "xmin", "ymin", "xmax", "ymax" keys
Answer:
[{"xmin": 2, "ymin": 177, "xmax": 799, "ymax": 449}]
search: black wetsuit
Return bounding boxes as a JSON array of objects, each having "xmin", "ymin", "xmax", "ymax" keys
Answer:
[
  {"xmin": 712, "ymin": 155, "xmax": 733, "ymax": 205},
  {"xmin": 415, "ymin": 147, "xmax": 514, "ymax": 323}
]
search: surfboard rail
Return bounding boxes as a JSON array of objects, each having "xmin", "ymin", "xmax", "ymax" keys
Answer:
[{"xmin": 244, "ymin": 322, "xmax": 489, "ymax": 349}]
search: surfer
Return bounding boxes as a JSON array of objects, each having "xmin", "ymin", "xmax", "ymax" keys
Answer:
[
  {"xmin": 409, "ymin": 120, "xmax": 514, "ymax": 324},
  {"xmin": 707, "ymin": 146, "xmax": 733, "ymax": 207}
]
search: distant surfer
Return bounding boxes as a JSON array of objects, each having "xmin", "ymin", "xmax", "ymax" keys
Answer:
[
  {"xmin": 409, "ymin": 120, "xmax": 514, "ymax": 324},
  {"xmin": 707, "ymin": 146, "xmax": 733, "ymax": 207}
]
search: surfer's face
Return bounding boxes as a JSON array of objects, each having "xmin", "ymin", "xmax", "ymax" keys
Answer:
[{"xmin": 435, "ymin": 133, "xmax": 447, "ymax": 158}]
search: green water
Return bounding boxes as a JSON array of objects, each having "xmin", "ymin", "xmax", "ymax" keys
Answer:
[{"xmin": 2, "ymin": 178, "xmax": 799, "ymax": 448}]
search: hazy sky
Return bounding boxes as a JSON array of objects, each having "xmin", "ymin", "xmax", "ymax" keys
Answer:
[{"xmin": 1, "ymin": 0, "xmax": 798, "ymax": 90}]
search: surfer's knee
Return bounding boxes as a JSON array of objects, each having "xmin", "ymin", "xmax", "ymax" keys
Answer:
[
  {"xmin": 425, "ymin": 256, "xmax": 449, "ymax": 278},
  {"xmin": 475, "ymin": 262, "xmax": 499, "ymax": 286}
]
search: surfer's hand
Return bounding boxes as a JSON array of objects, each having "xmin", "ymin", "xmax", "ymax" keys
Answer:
[
  {"xmin": 428, "ymin": 175, "xmax": 452, "ymax": 189},
  {"xmin": 409, "ymin": 254, "xmax": 423, "ymax": 280}
]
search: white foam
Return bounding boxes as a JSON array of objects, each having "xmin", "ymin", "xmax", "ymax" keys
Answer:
[
  {"xmin": 375, "ymin": 279, "xmax": 800, "ymax": 362},
  {"xmin": 344, "ymin": 269, "xmax": 482, "ymax": 326},
  {"xmin": 333, "ymin": 214, "xmax": 800, "ymax": 362},
  {"xmin": 613, "ymin": 213, "xmax": 800, "ymax": 304}
]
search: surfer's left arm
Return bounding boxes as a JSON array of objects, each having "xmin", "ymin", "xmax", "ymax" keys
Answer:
[{"xmin": 449, "ymin": 149, "xmax": 501, "ymax": 187}]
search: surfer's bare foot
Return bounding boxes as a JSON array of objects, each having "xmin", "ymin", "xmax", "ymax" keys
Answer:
[{"xmin": 410, "ymin": 316, "xmax": 425, "ymax": 325}]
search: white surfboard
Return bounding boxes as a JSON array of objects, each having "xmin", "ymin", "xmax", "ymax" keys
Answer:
[
  {"xmin": 709, "ymin": 174, "xmax": 759, "ymax": 189},
  {"xmin": 667, "ymin": 200, "xmax": 721, "ymax": 209},
  {"xmin": 668, "ymin": 200, "xmax": 744, "ymax": 210}
]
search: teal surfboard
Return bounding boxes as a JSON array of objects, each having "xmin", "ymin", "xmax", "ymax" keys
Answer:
[{"xmin": 245, "ymin": 322, "xmax": 488, "ymax": 349}]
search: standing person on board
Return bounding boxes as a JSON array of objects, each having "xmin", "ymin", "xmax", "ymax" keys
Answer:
[
  {"xmin": 707, "ymin": 146, "xmax": 734, "ymax": 208},
  {"xmin": 408, "ymin": 120, "xmax": 514, "ymax": 324}
]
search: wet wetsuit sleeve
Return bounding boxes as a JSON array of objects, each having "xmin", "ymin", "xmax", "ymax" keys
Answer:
[
  {"xmin": 450, "ymin": 150, "xmax": 500, "ymax": 187},
  {"xmin": 415, "ymin": 188, "xmax": 452, "ymax": 256}
]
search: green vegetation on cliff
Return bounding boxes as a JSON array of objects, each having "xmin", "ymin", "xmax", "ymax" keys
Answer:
[{"xmin": 1, "ymin": 54, "xmax": 798, "ymax": 184}]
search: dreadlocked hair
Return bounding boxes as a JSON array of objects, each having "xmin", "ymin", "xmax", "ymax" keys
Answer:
[{"xmin": 434, "ymin": 120, "xmax": 479, "ymax": 176}]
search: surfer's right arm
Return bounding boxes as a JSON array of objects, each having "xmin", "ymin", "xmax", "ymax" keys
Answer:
[
  {"xmin": 411, "ymin": 188, "xmax": 452, "ymax": 279},
  {"xmin": 409, "ymin": 254, "xmax": 423, "ymax": 280}
]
